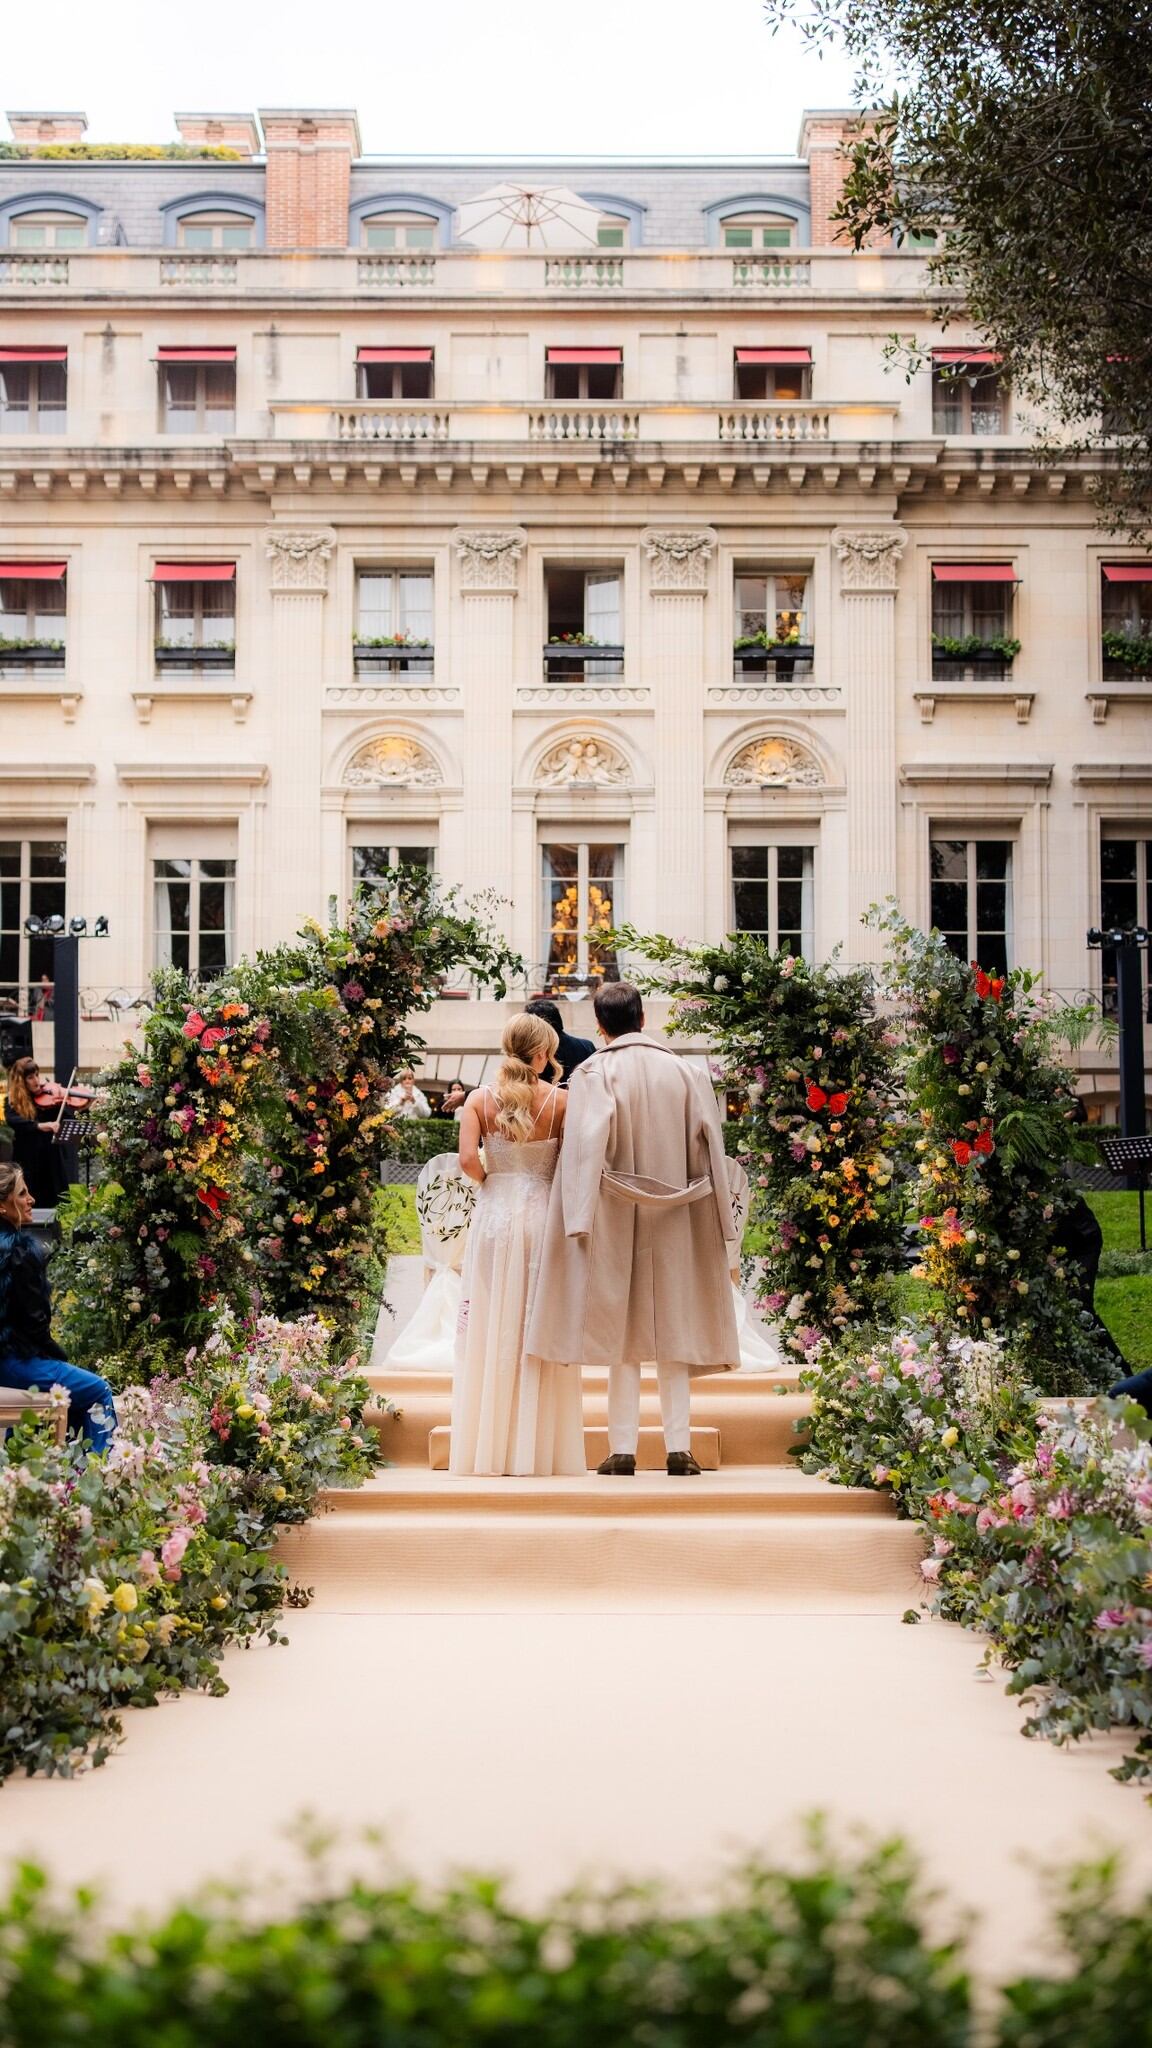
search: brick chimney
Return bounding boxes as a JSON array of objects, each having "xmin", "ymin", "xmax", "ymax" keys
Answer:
[
  {"xmin": 258, "ymin": 108, "xmax": 362, "ymax": 249},
  {"xmin": 175, "ymin": 112, "xmax": 261, "ymax": 158},
  {"xmin": 798, "ymin": 110, "xmax": 886, "ymax": 248},
  {"xmin": 7, "ymin": 111, "xmax": 88, "ymax": 146}
]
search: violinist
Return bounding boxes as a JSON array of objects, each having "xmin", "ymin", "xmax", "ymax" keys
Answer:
[{"xmin": 3, "ymin": 1056, "xmax": 89, "ymax": 1207}]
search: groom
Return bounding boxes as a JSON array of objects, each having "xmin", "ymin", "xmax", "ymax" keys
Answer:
[{"xmin": 526, "ymin": 980, "xmax": 739, "ymax": 1475}]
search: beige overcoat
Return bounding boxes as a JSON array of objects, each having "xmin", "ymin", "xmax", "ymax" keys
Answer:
[{"xmin": 525, "ymin": 1032, "xmax": 740, "ymax": 1374}]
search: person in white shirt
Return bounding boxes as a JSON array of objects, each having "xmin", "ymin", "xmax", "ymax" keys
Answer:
[{"xmin": 386, "ymin": 1068, "xmax": 432, "ymax": 1120}]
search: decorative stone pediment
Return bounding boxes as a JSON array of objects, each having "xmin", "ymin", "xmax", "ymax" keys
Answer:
[
  {"xmin": 454, "ymin": 528, "xmax": 526, "ymax": 592},
  {"xmin": 831, "ymin": 526, "xmax": 907, "ymax": 593},
  {"xmin": 265, "ymin": 528, "xmax": 336, "ymax": 592},
  {"xmin": 725, "ymin": 735, "xmax": 823, "ymax": 789},
  {"xmin": 643, "ymin": 528, "xmax": 715, "ymax": 593},
  {"xmin": 344, "ymin": 735, "xmax": 442, "ymax": 788},
  {"xmin": 536, "ymin": 735, "xmax": 631, "ymax": 787}
]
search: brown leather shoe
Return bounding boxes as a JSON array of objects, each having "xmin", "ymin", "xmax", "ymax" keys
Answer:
[
  {"xmin": 666, "ymin": 1451, "xmax": 702, "ymax": 1476},
  {"xmin": 596, "ymin": 1452, "xmax": 636, "ymax": 1475}
]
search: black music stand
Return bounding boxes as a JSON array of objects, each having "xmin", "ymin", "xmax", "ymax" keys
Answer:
[{"xmin": 1097, "ymin": 1136, "xmax": 1152, "ymax": 1252}]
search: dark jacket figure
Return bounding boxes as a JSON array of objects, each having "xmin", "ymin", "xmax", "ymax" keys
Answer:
[
  {"xmin": 524, "ymin": 1000, "xmax": 595, "ymax": 1088},
  {"xmin": 0, "ymin": 1162, "xmax": 117, "ymax": 1453}
]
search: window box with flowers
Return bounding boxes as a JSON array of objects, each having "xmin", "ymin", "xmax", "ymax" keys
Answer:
[
  {"xmin": 154, "ymin": 639, "xmax": 236, "ymax": 671},
  {"xmin": 1102, "ymin": 629, "xmax": 1152, "ymax": 681},
  {"xmin": 352, "ymin": 633, "xmax": 434, "ymax": 676},
  {"xmin": 0, "ymin": 635, "xmax": 65, "ymax": 670},
  {"xmin": 931, "ymin": 633, "xmax": 1021, "ymax": 680},
  {"xmin": 733, "ymin": 631, "xmax": 815, "ymax": 677},
  {"xmin": 543, "ymin": 633, "xmax": 626, "ymax": 682}
]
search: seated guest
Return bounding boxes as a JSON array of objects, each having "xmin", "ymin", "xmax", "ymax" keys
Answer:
[
  {"xmin": 0, "ymin": 1163, "xmax": 116, "ymax": 1453},
  {"xmin": 524, "ymin": 999, "xmax": 595, "ymax": 1088},
  {"xmin": 385, "ymin": 1068, "xmax": 432, "ymax": 1120},
  {"xmin": 4, "ymin": 1056, "xmax": 69, "ymax": 1209}
]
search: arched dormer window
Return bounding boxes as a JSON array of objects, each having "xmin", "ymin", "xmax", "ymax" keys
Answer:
[
  {"xmin": 0, "ymin": 191, "xmax": 102, "ymax": 250},
  {"xmin": 577, "ymin": 192, "xmax": 646, "ymax": 249},
  {"xmin": 159, "ymin": 192, "xmax": 265, "ymax": 251},
  {"xmin": 702, "ymin": 193, "xmax": 810, "ymax": 251},
  {"xmin": 349, "ymin": 193, "xmax": 454, "ymax": 252}
]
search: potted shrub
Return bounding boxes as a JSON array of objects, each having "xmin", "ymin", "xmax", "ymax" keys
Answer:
[
  {"xmin": 733, "ymin": 629, "xmax": 815, "ymax": 672},
  {"xmin": 1102, "ymin": 628, "xmax": 1152, "ymax": 680},
  {"xmin": 0, "ymin": 635, "xmax": 66, "ymax": 669},
  {"xmin": 352, "ymin": 632, "xmax": 434, "ymax": 674},
  {"xmin": 931, "ymin": 632, "xmax": 1021, "ymax": 672},
  {"xmin": 154, "ymin": 638, "xmax": 236, "ymax": 669}
]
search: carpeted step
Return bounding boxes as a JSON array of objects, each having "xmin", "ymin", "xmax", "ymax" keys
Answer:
[
  {"xmin": 318, "ymin": 1468, "xmax": 890, "ymax": 1519},
  {"xmin": 370, "ymin": 1391, "xmax": 811, "ymax": 1469},
  {"xmin": 426, "ymin": 1424, "xmax": 721, "ymax": 1472},
  {"xmin": 276, "ymin": 1509, "xmax": 925, "ymax": 1613}
]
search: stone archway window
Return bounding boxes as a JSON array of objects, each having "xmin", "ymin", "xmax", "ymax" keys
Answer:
[
  {"xmin": 721, "ymin": 212, "xmax": 795, "ymax": 251},
  {"xmin": 10, "ymin": 210, "xmax": 88, "ymax": 249},
  {"xmin": 178, "ymin": 211, "xmax": 256, "ymax": 251},
  {"xmin": 361, "ymin": 212, "xmax": 439, "ymax": 252}
]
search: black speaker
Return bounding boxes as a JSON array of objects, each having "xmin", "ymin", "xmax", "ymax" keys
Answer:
[{"xmin": 0, "ymin": 1018, "xmax": 34, "ymax": 1069}]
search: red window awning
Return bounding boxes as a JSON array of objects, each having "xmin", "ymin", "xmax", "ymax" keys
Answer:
[
  {"xmin": 0, "ymin": 561, "xmax": 67, "ymax": 580},
  {"xmin": 932, "ymin": 347, "xmax": 1000, "ymax": 365},
  {"xmin": 546, "ymin": 348, "xmax": 622, "ymax": 365},
  {"xmin": 735, "ymin": 348, "xmax": 812, "ymax": 365},
  {"xmin": 356, "ymin": 347, "xmax": 433, "ymax": 363},
  {"xmin": 1102, "ymin": 564, "xmax": 1152, "ymax": 582},
  {"xmin": 0, "ymin": 347, "xmax": 67, "ymax": 363},
  {"xmin": 151, "ymin": 562, "xmax": 236, "ymax": 582},
  {"xmin": 157, "ymin": 346, "xmax": 237, "ymax": 363},
  {"xmin": 932, "ymin": 563, "xmax": 1017, "ymax": 582}
]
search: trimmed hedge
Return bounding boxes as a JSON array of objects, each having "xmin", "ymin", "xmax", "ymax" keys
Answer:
[{"xmin": 390, "ymin": 1116, "xmax": 460, "ymax": 1163}]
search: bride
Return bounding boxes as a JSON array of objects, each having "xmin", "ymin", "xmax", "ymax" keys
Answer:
[{"xmin": 449, "ymin": 1013, "xmax": 586, "ymax": 1476}]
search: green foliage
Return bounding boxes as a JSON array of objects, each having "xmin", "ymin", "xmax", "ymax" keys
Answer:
[
  {"xmin": 612, "ymin": 925, "xmax": 905, "ymax": 1346},
  {"xmin": 0, "ymin": 1831, "xmax": 976, "ymax": 2044},
  {"xmin": 379, "ymin": 1184, "xmax": 420, "ymax": 1255},
  {"xmin": 870, "ymin": 903, "xmax": 1114, "ymax": 1393},
  {"xmin": 0, "ymin": 141, "xmax": 241, "ymax": 160},
  {"xmin": 352, "ymin": 633, "xmax": 432, "ymax": 648},
  {"xmin": 930, "ymin": 634, "xmax": 1021, "ymax": 661},
  {"xmin": 1097, "ymin": 1276, "xmax": 1152, "ymax": 1368},
  {"xmin": 0, "ymin": 1312, "xmax": 377, "ymax": 1780},
  {"xmin": 389, "ymin": 1116, "xmax": 460, "ymax": 1163},
  {"xmin": 733, "ymin": 628, "xmax": 807, "ymax": 650},
  {"xmin": 0, "ymin": 636, "xmax": 65, "ymax": 654},
  {"xmin": 1102, "ymin": 628, "xmax": 1152, "ymax": 674},
  {"xmin": 762, "ymin": 0, "xmax": 1152, "ymax": 537}
]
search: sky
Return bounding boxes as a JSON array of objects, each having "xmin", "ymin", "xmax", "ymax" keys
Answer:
[{"xmin": 3, "ymin": 0, "xmax": 861, "ymax": 158}]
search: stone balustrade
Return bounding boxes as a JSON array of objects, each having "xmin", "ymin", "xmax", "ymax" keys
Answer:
[{"xmin": 273, "ymin": 400, "xmax": 898, "ymax": 445}]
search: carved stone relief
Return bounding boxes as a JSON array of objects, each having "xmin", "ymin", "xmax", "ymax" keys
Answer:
[
  {"xmin": 643, "ymin": 529, "xmax": 715, "ymax": 593},
  {"xmin": 536, "ymin": 736, "xmax": 631, "ymax": 787},
  {"xmin": 265, "ymin": 529, "xmax": 335, "ymax": 592},
  {"xmin": 724, "ymin": 736, "xmax": 824, "ymax": 789},
  {"xmin": 831, "ymin": 527, "xmax": 908, "ymax": 593},
  {"xmin": 344, "ymin": 736, "xmax": 442, "ymax": 788},
  {"xmin": 454, "ymin": 528, "xmax": 526, "ymax": 592}
]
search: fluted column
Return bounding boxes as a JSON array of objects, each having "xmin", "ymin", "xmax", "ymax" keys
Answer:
[
  {"xmin": 833, "ymin": 527, "xmax": 907, "ymax": 961},
  {"xmin": 455, "ymin": 529, "xmax": 525, "ymax": 933},
  {"xmin": 264, "ymin": 527, "xmax": 334, "ymax": 940},
  {"xmin": 642, "ymin": 529, "xmax": 714, "ymax": 940}
]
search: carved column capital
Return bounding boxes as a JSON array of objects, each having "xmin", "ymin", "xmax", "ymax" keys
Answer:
[
  {"xmin": 831, "ymin": 526, "xmax": 907, "ymax": 594},
  {"xmin": 265, "ymin": 527, "xmax": 336, "ymax": 594},
  {"xmin": 454, "ymin": 527, "xmax": 527, "ymax": 594},
  {"xmin": 642, "ymin": 528, "xmax": 715, "ymax": 594}
]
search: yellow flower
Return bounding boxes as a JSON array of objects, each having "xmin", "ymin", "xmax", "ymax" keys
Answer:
[
  {"xmin": 209, "ymin": 1593, "xmax": 229, "ymax": 1611},
  {"xmin": 236, "ymin": 1403, "xmax": 256, "ymax": 1420},
  {"xmin": 827, "ymin": 1214, "xmax": 840, "ymax": 1228},
  {"xmin": 112, "ymin": 1582, "xmax": 138, "ymax": 1613},
  {"xmin": 271, "ymin": 1485, "xmax": 287, "ymax": 1502},
  {"xmin": 82, "ymin": 1575, "xmax": 111, "ymax": 1618},
  {"xmin": 940, "ymin": 1426, "xmax": 959, "ymax": 1450}
]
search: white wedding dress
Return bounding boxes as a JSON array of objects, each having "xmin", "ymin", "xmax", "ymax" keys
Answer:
[{"xmin": 448, "ymin": 1098, "xmax": 586, "ymax": 1476}]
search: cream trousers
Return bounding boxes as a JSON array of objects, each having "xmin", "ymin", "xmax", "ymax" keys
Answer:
[{"xmin": 607, "ymin": 1359, "xmax": 692, "ymax": 1455}]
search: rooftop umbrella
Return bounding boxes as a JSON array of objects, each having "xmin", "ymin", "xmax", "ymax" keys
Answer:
[{"xmin": 454, "ymin": 182, "xmax": 602, "ymax": 251}]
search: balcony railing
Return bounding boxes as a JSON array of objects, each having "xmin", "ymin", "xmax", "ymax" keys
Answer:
[
  {"xmin": 733, "ymin": 641, "xmax": 815, "ymax": 681},
  {"xmin": 543, "ymin": 256, "xmax": 624, "ymax": 288},
  {"xmin": 159, "ymin": 255, "xmax": 238, "ymax": 287},
  {"xmin": 731, "ymin": 257, "xmax": 811, "ymax": 288},
  {"xmin": 930, "ymin": 646, "xmax": 1014, "ymax": 682},
  {"xmin": 357, "ymin": 255, "xmax": 437, "ymax": 288},
  {"xmin": 272, "ymin": 398, "xmax": 899, "ymax": 445},
  {"xmin": 352, "ymin": 643, "xmax": 435, "ymax": 676},
  {"xmin": 543, "ymin": 642, "xmax": 625, "ymax": 682},
  {"xmin": 0, "ymin": 254, "xmax": 69, "ymax": 286}
]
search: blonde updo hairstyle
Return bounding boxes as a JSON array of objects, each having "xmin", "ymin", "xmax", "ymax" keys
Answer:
[{"xmin": 493, "ymin": 1013, "xmax": 560, "ymax": 1142}]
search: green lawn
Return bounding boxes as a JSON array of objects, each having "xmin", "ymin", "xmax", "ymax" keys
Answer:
[{"xmin": 380, "ymin": 1180, "xmax": 1149, "ymax": 1368}]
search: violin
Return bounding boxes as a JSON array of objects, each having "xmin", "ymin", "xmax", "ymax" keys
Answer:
[{"xmin": 33, "ymin": 1076, "xmax": 96, "ymax": 1116}]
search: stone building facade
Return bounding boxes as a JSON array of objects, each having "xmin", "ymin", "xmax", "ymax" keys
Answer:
[{"xmin": 0, "ymin": 106, "xmax": 1146, "ymax": 1103}]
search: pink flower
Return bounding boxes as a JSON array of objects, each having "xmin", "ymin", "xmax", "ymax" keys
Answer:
[
  {"xmin": 1094, "ymin": 1608, "xmax": 1130, "ymax": 1631},
  {"xmin": 137, "ymin": 1066, "xmax": 152, "ymax": 1088},
  {"xmin": 920, "ymin": 1556, "xmax": 943, "ymax": 1582},
  {"xmin": 137, "ymin": 1549, "xmax": 160, "ymax": 1585},
  {"xmin": 933, "ymin": 1535, "xmax": 954, "ymax": 1556},
  {"xmin": 1136, "ymin": 1639, "xmax": 1152, "ymax": 1669},
  {"xmin": 160, "ymin": 1527, "xmax": 192, "ymax": 1581}
]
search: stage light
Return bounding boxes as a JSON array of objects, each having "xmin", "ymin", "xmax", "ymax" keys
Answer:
[
  {"xmin": 44, "ymin": 914, "xmax": 66, "ymax": 936},
  {"xmin": 23, "ymin": 915, "xmax": 43, "ymax": 935},
  {"xmin": 68, "ymin": 915, "xmax": 87, "ymax": 936},
  {"xmin": 93, "ymin": 915, "xmax": 109, "ymax": 937}
]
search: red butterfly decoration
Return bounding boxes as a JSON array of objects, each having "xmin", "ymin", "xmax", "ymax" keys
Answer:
[
  {"xmin": 196, "ymin": 1184, "xmax": 230, "ymax": 1217},
  {"xmin": 806, "ymin": 1082, "xmax": 850, "ymax": 1114},
  {"xmin": 950, "ymin": 1140, "xmax": 972, "ymax": 1167},
  {"xmin": 972, "ymin": 966, "xmax": 1006, "ymax": 1003},
  {"xmin": 973, "ymin": 1128, "xmax": 995, "ymax": 1157}
]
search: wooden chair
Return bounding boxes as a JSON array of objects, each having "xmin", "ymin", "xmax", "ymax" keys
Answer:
[{"xmin": 0, "ymin": 1385, "xmax": 68, "ymax": 1446}]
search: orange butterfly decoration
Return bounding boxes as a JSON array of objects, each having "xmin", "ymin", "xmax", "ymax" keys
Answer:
[{"xmin": 806, "ymin": 1082, "xmax": 850, "ymax": 1115}]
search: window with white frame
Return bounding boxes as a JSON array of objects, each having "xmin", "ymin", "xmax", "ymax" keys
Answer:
[
  {"xmin": 1099, "ymin": 833, "xmax": 1152, "ymax": 1014},
  {"xmin": 355, "ymin": 569, "xmax": 434, "ymax": 665},
  {"xmin": 931, "ymin": 354, "xmax": 1008, "ymax": 434},
  {"xmin": 930, "ymin": 837, "xmax": 1013, "ymax": 977},
  {"xmin": 734, "ymin": 571, "xmax": 809, "ymax": 649},
  {"xmin": 152, "ymin": 828, "xmax": 237, "ymax": 978},
  {"xmin": 361, "ymin": 212, "xmax": 438, "ymax": 251},
  {"xmin": 9, "ymin": 210, "xmax": 88, "ymax": 249},
  {"xmin": 0, "ymin": 566, "xmax": 66, "ymax": 665},
  {"xmin": 721, "ymin": 213, "xmax": 794, "ymax": 250},
  {"xmin": 0, "ymin": 834, "xmax": 66, "ymax": 1012},
  {"xmin": 160, "ymin": 352, "xmax": 236, "ymax": 433},
  {"xmin": 545, "ymin": 566, "xmax": 623, "ymax": 678},
  {"xmin": 177, "ymin": 212, "xmax": 254, "ymax": 251},
  {"xmin": 153, "ymin": 565, "xmax": 236, "ymax": 667},
  {"xmin": 351, "ymin": 842, "xmax": 436, "ymax": 899},
  {"xmin": 541, "ymin": 842, "xmax": 623, "ymax": 986},
  {"xmin": 730, "ymin": 844, "xmax": 814, "ymax": 954},
  {"xmin": 596, "ymin": 214, "xmax": 629, "ymax": 248},
  {"xmin": 0, "ymin": 350, "xmax": 66, "ymax": 432}
]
